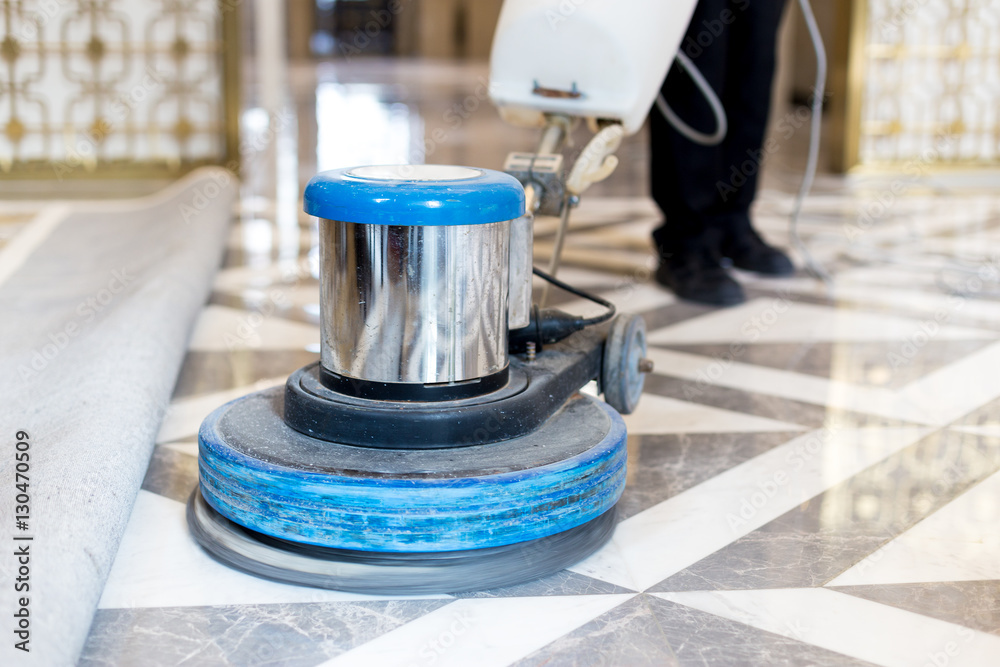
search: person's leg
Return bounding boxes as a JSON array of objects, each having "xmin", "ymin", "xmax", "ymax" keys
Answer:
[
  {"xmin": 716, "ymin": 0, "xmax": 794, "ymax": 275},
  {"xmin": 649, "ymin": 0, "xmax": 745, "ymax": 305},
  {"xmin": 649, "ymin": 0, "xmax": 733, "ymax": 238}
]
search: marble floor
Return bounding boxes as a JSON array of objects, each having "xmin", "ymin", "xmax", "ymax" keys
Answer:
[{"xmin": 79, "ymin": 59, "xmax": 1000, "ymax": 665}]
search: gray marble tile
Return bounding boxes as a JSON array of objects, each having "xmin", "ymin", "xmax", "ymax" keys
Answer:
[
  {"xmin": 643, "ymin": 300, "xmax": 719, "ymax": 332},
  {"xmin": 171, "ymin": 349, "xmax": 319, "ymax": 400},
  {"xmin": 744, "ymin": 282, "xmax": 1000, "ymax": 334},
  {"xmin": 221, "ymin": 245, "xmax": 250, "ymax": 270},
  {"xmin": 741, "ymin": 285, "xmax": 836, "ymax": 308},
  {"xmin": 660, "ymin": 340, "xmax": 996, "ymax": 389},
  {"xmin": 515, "ymin": 594, "xmax": 878, "ymax": 667},
  {"xmin": 651, "ymin": 532, "xmax": 892, "ymax": 594},
  {"xmin": 514, "ymin": 594, "xmax": 676, "ymax": 667},
  {"xmin": 453, "ymin": 570, "xmax": 634, "ymax": 598},
  {"xmin": 618, "ymin": 432, "xmax": 801, "ymax": 520},
  {"xmin": 831, "ymin": 581, "xmax": 1000, "ymax": 636},
  {"xmin": 141, "ymin": 446, "xmax": 199, "ymax": 505},
  {"xmin": 641, "ymin": 373, "xmax": 828, "ymax": 428},
  {"xmin": 951, "ymin": 392, "xmax": 1000, "ymax": 429},
  {"xmin": 651, "ymin": 429, "xmax": 1000, "ymax": 592},
  {"xmin": 641, "ymin": 373, "xmax": 907, "ymax": 429},
  {"xmin": 79, "ymin": 599, "xmax": 451, "ymax": 667}
]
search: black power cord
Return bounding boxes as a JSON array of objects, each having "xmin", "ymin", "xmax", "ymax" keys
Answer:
[{"xmin": 509, "ymin": 267, "xmax": 617, "ymax": 353}]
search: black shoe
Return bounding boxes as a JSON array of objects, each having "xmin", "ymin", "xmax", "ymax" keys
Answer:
[
  {"xmin": 720, "ymin": 222, "xmax": 795, "ymax": 276},
  {"xmin": 655, "ymin": 246, "xmax": 745, "ymax": 306}
]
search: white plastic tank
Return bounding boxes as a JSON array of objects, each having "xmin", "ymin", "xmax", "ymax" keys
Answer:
[{"xmin": 489, "ymin": 0, "xmax": 699, "ymax": 135}]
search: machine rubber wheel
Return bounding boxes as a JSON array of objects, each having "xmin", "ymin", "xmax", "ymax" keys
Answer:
[
  {"xmin": 187, "ymin": 489, "xmax": 619, "ymax": 595},
  {"xmin": 602, "ymin": 313, "xmax": 647, "ymax": 415}
]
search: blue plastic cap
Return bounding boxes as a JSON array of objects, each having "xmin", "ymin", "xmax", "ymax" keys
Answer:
[{"xmin": 304, "ymin": 165, "xmax": 526, "ymax": 226}]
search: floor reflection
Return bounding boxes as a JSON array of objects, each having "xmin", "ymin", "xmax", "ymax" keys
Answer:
[{"xmin": 316, "ymin": 83, "xmax": 423, "ymax": 170}]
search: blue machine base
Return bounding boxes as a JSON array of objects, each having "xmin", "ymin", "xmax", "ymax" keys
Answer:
[{"xmin": 197, "ymin": 388, "xmax": 627, "ymax": 553}]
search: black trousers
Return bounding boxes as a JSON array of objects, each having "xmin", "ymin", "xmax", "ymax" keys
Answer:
[{"xmin": 649, "ymin": 0, "xmax": 787, "ymax": 251}]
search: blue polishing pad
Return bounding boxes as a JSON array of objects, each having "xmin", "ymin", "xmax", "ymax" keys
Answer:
[{"xmin": 198, "ymin": 389, "xmax": 626, "ymax": 553}]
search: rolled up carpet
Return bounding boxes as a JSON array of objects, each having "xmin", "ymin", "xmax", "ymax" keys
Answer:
[{"xmin": 0, "ymin": 168, "xmax": 236, "ymax": 665}]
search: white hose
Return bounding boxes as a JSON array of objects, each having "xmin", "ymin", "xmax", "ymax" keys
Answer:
[{"xmin": 656, "ymin": 51, "xmax": 728, "ymax": 147}]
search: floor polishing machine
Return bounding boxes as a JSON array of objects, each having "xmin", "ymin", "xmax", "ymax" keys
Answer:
[{"xmin": 187, "ymin": 0, "xmax": 700, "ymax": 593}]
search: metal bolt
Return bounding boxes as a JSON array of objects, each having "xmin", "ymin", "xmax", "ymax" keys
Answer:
[
  {"xmin": 637, "ymin": 358, "xmax": 654, "ymax": 374},
  {"xmin": 525, "ymin": 341, "xmax": 537, "ymax": 363}
]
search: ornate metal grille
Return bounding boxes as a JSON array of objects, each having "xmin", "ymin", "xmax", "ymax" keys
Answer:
[
  {"xmin": 843, "ymin": 0, "xmax": 1000, "ymax": 168},
  {"xmin": 0, "ymin": 0, "xmax": 238, "ymax": 178}
]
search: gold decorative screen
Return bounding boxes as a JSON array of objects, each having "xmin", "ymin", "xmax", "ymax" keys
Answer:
[
  {"xmin": 0, "ymin": 0, "xmax": 238, "ymax": 178},
  {"xmin": 835, "ymin": 0, "xmax": 1000, "ymax": 170}
]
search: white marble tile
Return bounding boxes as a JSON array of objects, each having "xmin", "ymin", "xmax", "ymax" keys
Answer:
[
  {"xmin": 623, "ymin": 393, "xmax": 806, "ymax": 435},
  {"xmin": 318, "ymin": 595, "xmax": 632, "ymax": 667},
  {"xmin": 0, "ymin": 199, "xmax": 67, "ymax": 215},
  {"xmin": 642, "ymin": 348, "xmax": 934, "ymax": 425},
  {"xmin": 530, "ymin": 266, "xmax": 618, "ymax": 291},
  {"xmin": 829, "ymin": 469, "xmax": 1000, "ymax": 586},
  {"xmin": 835, "ymin": 197, "xmax": 995, "ymax": 246},
  {"xmin": 569, "ymin": 427, "xmax": 929, "ymax": 591},
  {"xmin": 226, "ymin": 222, "xmax": 314, "ymax": 259},
  {"xmin": 950, "ymin": 424, "xmax": 1000, "ymax": 437},
  {"xmin": 758, "ymin": 277, "xmax": 1000, "ymax": 329},
  {"xmin": 533, "ymin": 244, "xmax": 650, "ymax": 276},
  {"xmin": 161, "ymin": 439, "xmax": 199, "ymax": 457},
  {"xmin": 835, "ymin": 265, "xmax": 959, "ymax": 290},
  {"xmin": 267, "ymin": 282, "xmax": 321, "ymax": 313},
  {"xmin": 187, "ymin": 304, "xmax": 320, "ymax": 352},
  {"xmin": 896, "ymin": 341, "xmax": 1000, "ymax": 425},
  {"xmin": 841, "ymin": 284, "xmax": 1000, "ymax": 329},
  {"xmin": 155, "ymin": 376, "xmax": 286, "ymax": 444},
  {"xmin": 213, "ymin": 282, "xmax": 321, "ymax": 317},
  {"xmin": 737, "ymin": 274, "xmax": 827, "ymax": 296},
  {"xmin": 99, "ymin": 491, "xmax": 428, "ymax": 609},
  {"xmin": 0, "ymin": 219, "xmax": 30, "ymax": 248},
  {"xmin": 0, "ymin": 204, "xmax": 71, "ymax": 288},
  {"xmin": 656, "ymin": 588, "xmax": 1000, "ymax": 667},
  {"xmin": 648, "ymin": 298, "xmax": 996, "ymax": 346},
  {"xmin": 577, "ymin": 219, "xmax": 658, "ymax": 245},
  {"xmin": 565, "ymin": 243, "xmax": 652, "ymax": 264},
  {"xmin": 918, "ymin": 233, "xmax": 1000, "ymax": 260},
  {"xmin": 213, "ymin": 257, "xmax": 316, "ymax": 292},
  {"xmin": 560, "ymin": 196, "xmax": 660, "ymax": 225}
]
